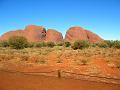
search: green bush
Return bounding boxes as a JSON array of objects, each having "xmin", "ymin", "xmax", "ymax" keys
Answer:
[
  {"xmin": 113, "ymin": 40, "xmax": 120, "ymax": 49},
  {"xmin": 46, "ymin": 42, "xmax": 55, "ymax": 48},
  {"xmin": 8, "ymin": 36, "xmax": 28, "ymax": 49},
  {"xmin": 72, "ymin": 40, "xmax": 90, "ymax": 50},
  {"xmin": 0, "ymin": 41, "xmax": 9, "ymax": 47},
  {"xmin": 64, "ymin": 42, "xmax": 71, "ymax": 47},
  {"xmin": 35, "ymin": 42, "xmax": 46, "ymax": 48},
  {"xmin": 104, "ymin": 40, "xmax": 114, "ymax": 48},
  {"xmin": 90, "ymin": 43, "xmax": 97, "ymax": 47},
  {"xmin": 28, "ymin": 42, "xmax": 35, "ymax": 48},
  {"xmin": 97, "ymin": 42, "xmax": 108, "ymax": 48},
  {"xmin": 56, "ymin": 42, "xmax": 64, "ymax": 46},
  {"xmin": 104, "ymin": 40, "xmax": 120, "ymax": 49}
]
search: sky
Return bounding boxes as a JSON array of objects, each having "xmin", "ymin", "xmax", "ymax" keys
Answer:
[{"xmin": 0, "ymin": 0, "xmax": 120, "ymax": 40}]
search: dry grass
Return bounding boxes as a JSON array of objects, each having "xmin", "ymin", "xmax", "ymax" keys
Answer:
[{"xmin": 0, "ymin": 47, "xmax": 120, "ymax": 69}]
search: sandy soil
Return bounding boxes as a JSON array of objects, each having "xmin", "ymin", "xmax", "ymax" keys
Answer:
[
  {"xmin": 1, "ymin": 51, "xmax": 120, "ymax": 79},
  {"xmin": 0, "ymin": 70, "xmax": 120, "ymax": 90},
  {"xmin": 0, "ymin": 48, "xmax": 120, "ymax": 87}
]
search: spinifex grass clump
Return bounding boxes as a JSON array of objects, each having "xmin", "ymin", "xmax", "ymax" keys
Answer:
[
  {"xmin": 75, "ymin": 57, "xmax": 90, "ymax": 65},
  {"xmin": 35, "ymin": 42, "xmax": 46, "ymax": 48},
  {"xmin": 34, "ymin": 55, "xmax": 47, "ymax": 64}
]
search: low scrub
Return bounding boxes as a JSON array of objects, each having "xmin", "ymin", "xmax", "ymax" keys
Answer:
[
  {"xmin": 0, "ymin": 41, "xmax": 9, "ymax": 47},
  {"xmin": 72, "ymin": 40, "xmax": 90, "ymax": 50},
  {"xmin": 8, "ymin": 36, "xmax": 28, "ymax": 49},
  {"xmin": 35, "ymin": 42, "xmax": 46, "ymax": 48},
  {"xmin": 97, "ymin": 42, "xmax": 108, "ymax": 48},
  {"xmin": 91, "ymin": 40, "xmax": 120, "ymax": 49},
  {"xmin": 46, "ymin": 42, "xmax": 55, "ymax": 48},
  {"xmin": 28, "ymin": 42, "xmax": 35, "ymax": 48},
  {"xmin": 56, "ymin": 42, "xmax": 64, "ymax": 46},
  {"xmin": 64, "ymin": 42, "xmax": 71, "ymax": 47}
]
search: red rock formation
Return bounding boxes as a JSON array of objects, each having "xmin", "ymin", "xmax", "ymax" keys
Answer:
[
  {"xmin": 24, "ymin": 25, "xmax": 46, "ymax": 42},
  {"xmin": 85, "ymin": 30, "xmax": 103, "ymax": 43},
  {"xmin": 45, "ymin": 29, "xmax": 63, "ymax": 42},
  {"xmin": 65, "ymin": 26, "xmax": 103, "ymax": 43},
  {"xmin": 0, "ymin": 29, "xmax": 25, "ymax": 41},
  {"xmin": 65, "ymin": 27, "xmax": 88, "ymax": 42},
  {"xmin": 0, "ymin": 25, "xmax": 46, "ymax": 42},
  {"xmin": 0, "ymin": 25, "xmax": 103, "ymax": 43}
]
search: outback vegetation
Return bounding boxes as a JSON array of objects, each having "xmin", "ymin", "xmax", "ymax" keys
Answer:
[{"xmin": 0, "ymin": 36, "xmax": 120, "ymax": 79}]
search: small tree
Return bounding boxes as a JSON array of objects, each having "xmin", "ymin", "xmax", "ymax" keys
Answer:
[
  {"xmin": 0, "ymin": 41, "xmax": 9, "ymax": 47},
  {"xmin": 72, "ymin": 40, "xmax": 90, "ymax": 50},
  {"xmin": 64, "ymin": 42, "xmax": 71, "ymax": 47},
  {"xmin": 8, "ymin": 36, "xmax": 28, "ymax": 49}
]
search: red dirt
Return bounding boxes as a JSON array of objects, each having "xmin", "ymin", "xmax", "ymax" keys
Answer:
[
  {"xmin": 93, "ymin": 59, "xmax": 120, "ymax": 78},
  {"xmin": 1, "ymin": 51, "xmax": 120, "ymax": 79},
  {"xmin": 0, "ymin": 70, "xmax": 120, "ymax": 90}
]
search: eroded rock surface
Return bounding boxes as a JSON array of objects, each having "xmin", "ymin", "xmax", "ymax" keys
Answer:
[{"xmin": 65, "ymin": 26, "xmax": 103, "ymax": 43}]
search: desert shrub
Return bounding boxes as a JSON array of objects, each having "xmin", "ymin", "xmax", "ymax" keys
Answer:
[
  {"xmin": 90, "ymin": 43, "xmax": 97, "ymax": 47},
  {"xmin": 112, "ymin": 40, "xmax": 120, "ymax": 49},
  {"xmin": 104, "ymin": 40, "xmax": 120, "ymax": 49},
  {"xmin": 8, "ymin": 36, "xmax": 28, "ymax": 49},
  {"xmin": 28, "ymin": 42, "xmax": 35, "ymax": 48},
  {"xmin": 56, "ymin": 42, "xmax": 64, "ymax": 46},
  {"xmin": 35, "ymin": 42, "xmax": 46, "ymax": 48},
  {"xmin": 20, "ymin": 54, "xmax": 29, "ymax": 61},
  {"xmin": 97, "ymin": 42, "xmax": 108, "ymax": 48},
  {"xmin": 46, "ymin": 42, "xmax": 55, "ymax": 48},
  {"xmin": 64, "ymin": 42, "xmax": 71, "ymax": 47},
  {"xmin": 75, "ymin": 57, "xmax": 90, "ymax": 65},
  {"xmin": 104, "ymin": 40, "xmax": 114, "ymax": 48},
  {"xmin": 0, "ymin": 41, "xmax": 9, "ymax": 47},
  {"xmin": 72, "ymin": 40, "xmax": 90, "ymax": 50},
  {"xmin": 81, "ymin": 59, "xmax": 88, "ymax": 65},
  {"xmin": 35, "ymin": 55, "xmax": 47, "ymax": 64}
]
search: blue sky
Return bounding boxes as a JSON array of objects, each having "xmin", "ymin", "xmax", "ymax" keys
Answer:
[{"xmin": 0, "ymin": 0, "xmax": 120, "ymax": 40}]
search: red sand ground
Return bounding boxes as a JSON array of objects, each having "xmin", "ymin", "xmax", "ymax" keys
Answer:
[
  {"xmin": 1, "ymin": 51, "xmax": 120, "ymax": 78},
  {"xmin": 0, "ymin": 49, "xmax": 120, "ymax": 90},
  {"xmin": 0, "ymin": 70, "xmax": 120, "ymax": 90}
]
